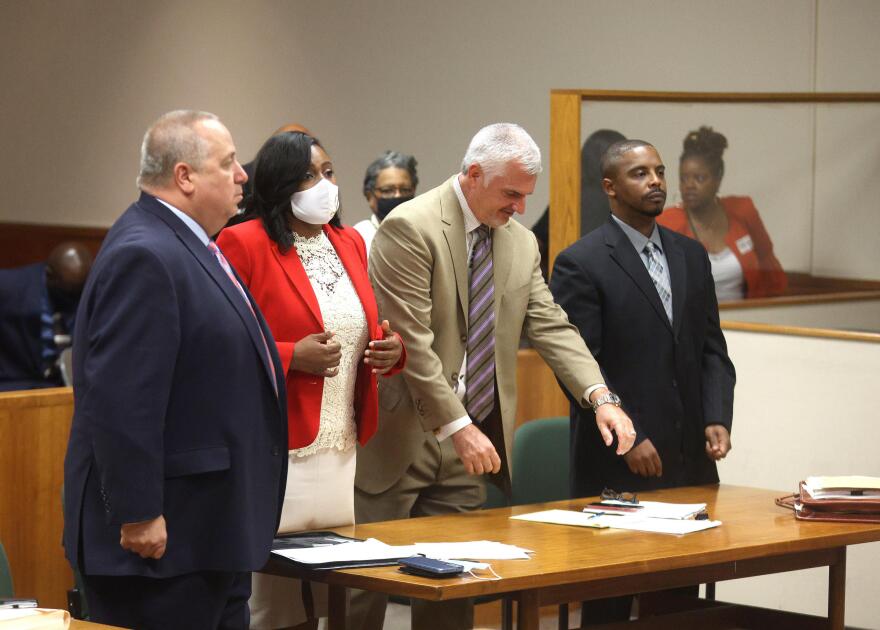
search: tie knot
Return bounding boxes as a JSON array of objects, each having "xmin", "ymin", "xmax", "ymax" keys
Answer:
[
  {"xmin": 207, "ymin": 241, "xmax": 220, "ymax": 254},
  {"xmin": 474, "ymin": 225, "xmax": 491, "ymax": 242},
  {"xmin": 644, "ymin": 241, "xmax": 660, "ymax": 256}
]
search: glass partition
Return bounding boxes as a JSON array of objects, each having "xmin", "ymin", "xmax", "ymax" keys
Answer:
[{"xmin": 548, "ymin": 91, "xmax": 880, "ymax": 333}]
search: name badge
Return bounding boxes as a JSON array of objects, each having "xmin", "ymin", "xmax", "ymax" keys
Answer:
[{"xmin": 735, "ymin": 235, "xmax": 754, "ymax": 255}]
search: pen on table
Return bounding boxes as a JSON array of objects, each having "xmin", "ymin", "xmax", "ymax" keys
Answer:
[{"xmin": 582, "ymin": 507, "xmax": 625, "ymax": 516}]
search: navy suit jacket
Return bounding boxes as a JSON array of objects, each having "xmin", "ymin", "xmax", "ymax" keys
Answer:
[
  {"xmin": 550, "ymin": 218, "xmax": 735, "ymax": 497},
  {"xmin": 63, "ymin": 192, "xmax": 288, "ymax": 578},
  {"xmin": 0, "ymin": 263, "xmax": 58, "ymax": 390}
]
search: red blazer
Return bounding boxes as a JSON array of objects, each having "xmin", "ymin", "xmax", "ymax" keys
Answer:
[
  {"xmin": 658, "ymin": 196, "xmax": 787, "ymax": 299},
  {"xmin": 217, "ymin": 219, "xmax": 405, "ymax": 450}
]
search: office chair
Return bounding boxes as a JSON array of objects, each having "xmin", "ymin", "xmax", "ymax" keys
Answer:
[
  {"xmin": 511, "ymin": 416, "xmax": 570, "ymax": 507},
  {"xmin": 511, "ymin": 416, "xmax": 571, "ymax": 629},
  {"xmin": 0, "ymin": 539, "xmax": 13, "ymax": 598}
]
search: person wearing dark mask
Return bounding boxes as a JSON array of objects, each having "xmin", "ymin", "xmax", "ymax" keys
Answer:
[
  {"xmin": 217, "ymin": 131, "xmax": 406, "ymax": 630},
  {"xmin": 354, "ymin": 150, "xmax": 419, "ymax": 256},
  {"xmin": 0, "ymin": 241, "xmax": 93, "ymax": 391}
]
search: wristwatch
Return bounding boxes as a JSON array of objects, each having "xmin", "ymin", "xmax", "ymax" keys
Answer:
[{"xmin": 590, "ymin": 391, "xmax": 621, "ymax": 413}]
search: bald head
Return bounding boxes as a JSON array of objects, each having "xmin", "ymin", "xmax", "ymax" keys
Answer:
[
  {"xmin": 137, "ymin": 110, "xmax": 219, "ymax": 189},
  {"xmin": 600, "ymin": 139, "xmax": 657, "ymax": 179},
  {"xmin": 46, "ymin": 241, "xmax": 93, "ymax": 297}
]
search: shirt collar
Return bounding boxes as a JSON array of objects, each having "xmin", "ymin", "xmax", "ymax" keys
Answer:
[
  {"xmin": 155, "ymin": 197, "xmax": 211, "ymax": 246},
  {"xmin": 611, "ymin": 214, "xmax": 663, "ymax": 254},
  {"xmin": 452, "ymin": 174, "xmax": 482, "ymax": 235}
]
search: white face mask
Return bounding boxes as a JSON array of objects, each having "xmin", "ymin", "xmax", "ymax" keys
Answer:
[{"xmin": 290, "ymin": 177, "xmax": 339, "ymax": 225}]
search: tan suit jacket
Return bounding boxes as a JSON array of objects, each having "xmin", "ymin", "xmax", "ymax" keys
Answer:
[{"xmin": 356, "ymin": 176, "xmax": 603, "ymax": 494}]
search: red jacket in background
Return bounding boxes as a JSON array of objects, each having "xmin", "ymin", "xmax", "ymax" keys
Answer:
[{"xmin": 658, "ymin": 196, "xmax": 787, "ymax": 299}]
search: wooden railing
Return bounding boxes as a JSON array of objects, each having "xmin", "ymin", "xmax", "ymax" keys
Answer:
[{"xmin": 0, "ymin": 388, "xmax": 74, "ymax": 608}]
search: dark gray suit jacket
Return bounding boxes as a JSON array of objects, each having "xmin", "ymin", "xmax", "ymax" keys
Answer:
[{"xmin": 551, "ymin": 217, "xmax": 735, "ymax": 497}]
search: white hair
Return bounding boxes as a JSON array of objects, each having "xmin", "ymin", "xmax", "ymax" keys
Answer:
[
  {"xmin": 136, "ymin": 110, "xmax": 219, "ymax": 189},
  {"xmin": 460, "ymin": 123, "xmax": 542, "ymax": 178}
]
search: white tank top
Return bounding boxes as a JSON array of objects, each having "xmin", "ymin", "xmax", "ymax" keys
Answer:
[{"xmin": 708, "ymin": 247, "xmax": 745, "ymax": 302}]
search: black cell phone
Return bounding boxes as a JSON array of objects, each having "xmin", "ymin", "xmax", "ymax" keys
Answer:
[{"xmin": 398, "ymin": 556, "xmax": 464, "ymax": 578}]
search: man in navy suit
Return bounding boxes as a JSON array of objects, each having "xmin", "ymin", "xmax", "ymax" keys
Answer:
[
  {"xmin": 0, "ymin": 242, "xmax": 92, "ymax": 391},
  {"xmin": 550, "ymin": 140, "xmax": 735, "ymax": 624},
  {"xmin": 63, "ymin": 110, "xmax": 288, "ymax": 629}
]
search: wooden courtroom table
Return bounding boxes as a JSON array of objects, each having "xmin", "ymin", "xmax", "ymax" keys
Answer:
[{"xmin": 265, "ymin": 485, "xmax": 880, "ymax": 629}]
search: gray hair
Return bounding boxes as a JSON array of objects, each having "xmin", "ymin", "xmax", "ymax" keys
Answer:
[
  {"xmin": 362, "ymin": 150, "xmax": 419, "ymax": 197},
  {"xmin": 460, "ymin": 123, "xmax": 542, "ymax": 178},
  {"xmin": 136, "ymin": 110, "xmax": 219, "ymax": 188}
]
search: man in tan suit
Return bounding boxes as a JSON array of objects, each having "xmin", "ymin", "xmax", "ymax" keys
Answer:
[{"xmin": 353, "ymin": 123, "xmax": 636, "ymax": 630}]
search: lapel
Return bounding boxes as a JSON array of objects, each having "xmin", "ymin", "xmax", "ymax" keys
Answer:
[
  {"xmin": 325, "ymin": 225, "xmax": 378, "ymax": 331},
  {"xmin": 604, "ymin": 218, "xmax": 673, "ymax": 334},
  {"xmin": 139, "ymin": 193, "xmax": 281, "ymax": 391},
  {"xmin": 271, "ymin": 238, "xmax": 324, "ymax": 329},
  {"xmin": 439, "ymin": 177, "xmax": 469, "ymax": 323},
  {"xmin": 659, "ymin": 226, "xmax": 687, "ymax": 339}
]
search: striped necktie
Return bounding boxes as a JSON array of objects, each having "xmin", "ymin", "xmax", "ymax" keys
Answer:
[
  {"xmin": 644, "ymin": 241, "xmax": 673, "ymax": 324},
  {"xmin": 207, "ymin": 241, "xmax": 278, "ymax": 396},
  {"xmin": 465, "ymin": 225, "xmax": 495, "ymax": 422}
]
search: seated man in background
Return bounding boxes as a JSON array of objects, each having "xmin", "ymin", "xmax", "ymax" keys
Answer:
[
  {"xmin": 551, "ymin": 139, "xmax": 735, "ymax": 624},
  {"xmin": 354, "ymin": 150, "xmax": 419, "ymax": 254},
  {"xmin": 0, "ymin": 241, "xmax": 93, "ymax": 391}
]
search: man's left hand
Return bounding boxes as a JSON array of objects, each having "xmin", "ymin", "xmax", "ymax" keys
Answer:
[
  {"xmin": 594, "ymin": 404, "xmax": 636, "ymax": 455},
  {"xmin": 364, "ymin": 320, "xmax": 403, "ymax": 375},
  {"xmin": 704, "ymin": 424, "xmax": 731, "ymax": 461}
]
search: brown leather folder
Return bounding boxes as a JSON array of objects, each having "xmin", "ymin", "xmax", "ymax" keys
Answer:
[{"xmin": 776, "ymin": 481, "xmax": 880, "ymax": 524}]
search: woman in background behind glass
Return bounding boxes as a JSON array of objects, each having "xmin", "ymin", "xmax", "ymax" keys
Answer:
[{"xmin": 658, "ymin": 126, "xmax": 786, "ymax": 300}]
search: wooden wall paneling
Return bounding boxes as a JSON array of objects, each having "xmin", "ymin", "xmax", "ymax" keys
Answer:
[
  {"xmin": 515, "ymin": 349, "xmax": 569, "ymax": 429},
  {"xmin": 0, "ymin": 388, "xmax": 75, "ymax": 609},
  {"xmin": 548, "ymin": 92, "xmax": 581, "ymax": 270},
  {"xmin": 0, "ymin": 222, "xmax": 107, "ymax": 269}
]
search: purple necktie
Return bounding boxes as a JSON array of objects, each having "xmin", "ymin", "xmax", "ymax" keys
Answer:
[
  {"xmin": 207, "ymin": 241, "xmax": 278, "ymax": 397},
  {"xmin": 465, "ymin": 226, "xmax": 495, "ymax": 422}
]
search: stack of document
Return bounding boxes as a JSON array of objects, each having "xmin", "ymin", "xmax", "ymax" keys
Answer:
[
  {"xmin": 803, "ymin": 476, "xmax": 880, "ymax": 500},
  {"xmin": 512, "ymin": 500, "xmax": 721, "ymax": 535}
]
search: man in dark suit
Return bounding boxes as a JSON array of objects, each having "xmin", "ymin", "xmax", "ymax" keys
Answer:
[
  {"xmin": 550, "ymin": 140, "xmax": 735, "ymax": 624},
  {"xmin": 0, "ymin": 242, "xmax": 92, "ymax": 391},
  {"xmin": 63, "ymin": 110, "xmax": 288, "ymax": 629}
]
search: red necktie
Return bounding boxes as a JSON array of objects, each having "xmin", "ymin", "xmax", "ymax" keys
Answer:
[{"xmin": 207, "ymin": 241, "xmax": 278, "ymax": 397}]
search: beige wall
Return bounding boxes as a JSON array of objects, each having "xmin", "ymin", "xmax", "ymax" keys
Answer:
[
  {"xmin": 722, "ymin": 298, "xmax": 880, "ymax": 332},
  {"xmin": 718, "ymin": 328, "xmax": 880, "ymax": 627},
  {"xmin": 4, "ymin": 0, "xmax": 870, "ymax": 236}
]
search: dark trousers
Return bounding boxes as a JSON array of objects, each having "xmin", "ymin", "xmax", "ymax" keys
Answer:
[
  {"xmin": 580, "ymin": 585, "xmax": 699, "ymax": 627},
  {"xmin": 83, "ymin": 570, "xmax": 252, "ymax": 630}
]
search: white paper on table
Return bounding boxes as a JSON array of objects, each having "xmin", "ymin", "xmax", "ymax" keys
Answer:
[
  {"xmin": 0, "ymin": 608, "xmax": 70, "ymax": 629},
  {"xmin": 593, "ymin": 515, "xmax": 721, "ymax": 535},
  {"xmin": 510, "ymin": 509, "xmax": 608, "ymax": 529},
  {"xmin": 413, "ymin": 540, "xmax": 533, "ymax": 560},
  {"xmin": 634, "ymin": 501, "xmax": 707, "ymax": 520},
  {"xmin": 272, "ymin": 538, "xmax": 417, "ymax": 564}
]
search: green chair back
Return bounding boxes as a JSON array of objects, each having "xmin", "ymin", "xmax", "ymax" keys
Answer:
[
  {"xmin": 482, "ymin": 479, "xmax": 509, "ymax": 509},
  {"xmin": 511, "ymin": 416, "xmax": 570, "ymax": 506},
  {"xmin": 0, "ymin": 539, "xmax": 14, "ymax": 598}
]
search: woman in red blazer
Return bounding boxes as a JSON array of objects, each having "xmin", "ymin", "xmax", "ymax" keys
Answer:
[
  {"xmin": 657, "ymin": 126, "xmax": 787, "ymax": 300},
  {"xmin": 217, "ymin": 132, "xmax": 404, "ymax": 630}
]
